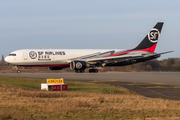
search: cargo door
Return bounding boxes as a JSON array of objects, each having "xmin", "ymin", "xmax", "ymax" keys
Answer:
[{"xmin": 23, "ymin": 52, "xmax": 28, "ymax": 60}]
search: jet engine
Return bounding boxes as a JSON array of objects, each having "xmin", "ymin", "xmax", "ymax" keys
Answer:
[{"xmin": 70, "ymin": 61, "xmax": 90, "ymax": 70}]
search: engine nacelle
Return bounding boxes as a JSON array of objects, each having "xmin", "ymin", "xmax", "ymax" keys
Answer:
[
  {"xmin": 70, "ymin": 61, "xmax": 89, "ymax": 70},
  {"xmin": 49, "ymin": 66, "xmax": 68, "ymax": 70}
]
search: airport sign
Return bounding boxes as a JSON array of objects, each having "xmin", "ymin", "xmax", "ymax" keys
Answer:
[{"xmin": 47, "ymin": 79, "xmax": 64, "ymax": 83}]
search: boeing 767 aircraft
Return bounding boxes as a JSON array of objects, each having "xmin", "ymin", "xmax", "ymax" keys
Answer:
[{"xmin": 5, "ymin": 22, "xmax": 172, "ymax": 73}]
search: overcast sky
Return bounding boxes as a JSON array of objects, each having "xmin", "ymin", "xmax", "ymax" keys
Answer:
[{"xmin": 0, "ymin": 0, "xmax": 180, "ymax": 59}]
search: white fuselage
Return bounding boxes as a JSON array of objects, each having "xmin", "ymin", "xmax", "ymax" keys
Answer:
[{"xmin": 5, "ymin": 49, "xmax": 124, "ymax": 66}]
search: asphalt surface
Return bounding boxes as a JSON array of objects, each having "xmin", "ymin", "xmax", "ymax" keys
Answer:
[{"xmin": 0, "ymin": 72, "xmax": 180, "ymax": 100}]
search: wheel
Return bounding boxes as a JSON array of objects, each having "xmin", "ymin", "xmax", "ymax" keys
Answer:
[
  {"xmin": 80, "ymin": 70, "xmax": 85, "ymax": 73},
  {"xmin": 75, "ymin": 70, "xmax": 79, "ymax": 73},
  {"xmin": 75, "ymin": 70, "xmax": 83, "ymax": 73},
  {"xmin": 89, "ymin": 69, "xmax": 98, "ymax": 73},
  {"xmin": 89, "ymin": 69, "xmax": 93, "ymax": 73},
  {"xmin": 17, "ymin": 70, "xmax": 21, "ymax": 74},
  {"xmin": 94, "ymin": 69, "xmax": 98, "ymax": 73}
]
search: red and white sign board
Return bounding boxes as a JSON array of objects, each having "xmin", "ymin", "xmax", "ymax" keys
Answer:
[
  {"xmin": 41, "ymin": 83, "xmax": 68, "ymax": 91},
  {"xmin": 41, "ymin": 78, "xmax": 68, "ymax": 91},
  {"xmin": 51, "ymin": 85, "xmax": 62, "ymax": 91},
  {"xmin": 51, "ymin": 84, "xmax": 68, "ymax": 91}
]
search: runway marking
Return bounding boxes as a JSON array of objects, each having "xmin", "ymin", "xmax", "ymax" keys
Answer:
[
  {"xmin": 136, "ymin": 85, "xmax": 173, "ymax": 98},
  {"xmin": 145, "ymin": 86, "xmax": 180, "ymax": 88},
  {"xmin": 128, "ymin": 83, "xmax": 167, "ymax": 86},
  {"xmin": 128, "ymin": 83, "xmax": 158, "ymax": 85},
  {"xmin": 91, "ymin": 80, "xmax": 117, "ymax": 82}
]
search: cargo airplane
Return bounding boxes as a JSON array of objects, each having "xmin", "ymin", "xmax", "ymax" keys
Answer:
[{"xmin": 5, "ymin": 22, "xmax": 172, "ymax": 73}]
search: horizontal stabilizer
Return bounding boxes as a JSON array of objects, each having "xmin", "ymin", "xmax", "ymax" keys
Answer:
[{"xmin": 143, "ymin": 51, "xmax": 173, "ymax": 58}]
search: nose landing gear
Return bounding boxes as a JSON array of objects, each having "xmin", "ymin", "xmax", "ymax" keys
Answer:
[
  {"xmin": 17, "ymin": 70, "xmax": 21, "ymax": 74},
  {"xmin": 15, "ymin": 66, "xmax": 21, "ymax": 74}
]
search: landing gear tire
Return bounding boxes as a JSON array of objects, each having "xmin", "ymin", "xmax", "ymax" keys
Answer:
[
  {"xmin": 15, "ymin": 66, "xmax": 21, "ymax": 74},
  {"xmin": 89, "ymin": 69, "xmax": 93, "ymax": 73},
  {"xmin": 94, "ymin": 69, "xmax": 98, "ymax": 73},
  {"xmin": 89, "ymin": 69, "xmax": 98, "ymax": 73},
  {"xmin": 75, "ymin": 70, "xmax": 80, "ymax": 73},
  {"xmin": 75, "ymin": 70, "xmax": 85, "ymax": 73},
  {"xmin": 17, "ymin": 70, "xmax": 21, "ymax": 74}
]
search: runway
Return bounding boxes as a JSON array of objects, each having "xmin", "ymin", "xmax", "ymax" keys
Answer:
[
  {"xmin": 1, "ymin": 72, "xmax": 180, "ymax": 100},
  {"xmin": 0, "ymin": 72, "xmax": 180, "ymax": 85}
]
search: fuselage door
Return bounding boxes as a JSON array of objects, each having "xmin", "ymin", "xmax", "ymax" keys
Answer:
[{"xmin": 23, "ymin": 52, "xmax": 28, "ymax": 60}]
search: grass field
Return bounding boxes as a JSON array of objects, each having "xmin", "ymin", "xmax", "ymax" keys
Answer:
[{"xmin": 0, "ymin": 77, "xmax": 180, "ymax": 120}]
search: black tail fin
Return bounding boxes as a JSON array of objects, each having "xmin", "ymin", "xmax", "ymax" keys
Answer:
[{"xmin": 133, "ymin": 22, "xmax": 164, "ymax": 52}]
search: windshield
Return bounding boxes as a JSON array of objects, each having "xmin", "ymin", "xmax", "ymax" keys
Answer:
[{"xmin": 9, "ymin": 54, "xmax": 16, "ymax": 56}]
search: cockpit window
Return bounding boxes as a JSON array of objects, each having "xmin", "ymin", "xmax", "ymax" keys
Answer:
[{"xmin": 9, "ymin": 54, "xmax": 16, "ymax": 56}]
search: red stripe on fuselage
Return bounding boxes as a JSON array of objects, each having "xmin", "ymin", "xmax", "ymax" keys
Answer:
[
  {"xmin": 107, "ymin": 44, "xmax": 157, "ymax": 57},
  {"xmin": 22, "ymin": 64, "xmax": 70, "ymax": 67}
]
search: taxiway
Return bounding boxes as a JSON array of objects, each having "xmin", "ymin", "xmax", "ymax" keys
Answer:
[
  {"xmin": 0, "ymin": 72, "xmax": 180, "ymax": 84},
  {"xmin": 0, "ymin": 72, "xmax": 180, "ymax": 100}
]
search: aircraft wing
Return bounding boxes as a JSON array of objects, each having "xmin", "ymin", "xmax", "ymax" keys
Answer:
[
  {"xmin": 85, "ymin": 51, "xmax": 173, "ymax": 63},
  {"xmin": 142, "ymin": 51, "xmax": 173, "ymax": 58},
  {"xmin": 85, "ymin": 54, "xmax": 141, "ymax": 63}
]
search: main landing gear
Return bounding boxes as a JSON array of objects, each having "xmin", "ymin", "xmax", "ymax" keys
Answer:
[
  {"xmin": 75, "ymin": 69, "xmax": 98, "ymax": 73},
  {"xmin": 89, "ymin": 69, "xmax": 98, "ymax": 73},
  {"xmin": 75, "ymin": 70, "xmax": 85, "ymax": 73}
]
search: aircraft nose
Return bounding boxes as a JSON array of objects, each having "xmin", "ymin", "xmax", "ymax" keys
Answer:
[{"xmin": 4, "ymin": 56, "xmax": 10, "ymax": 63}]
